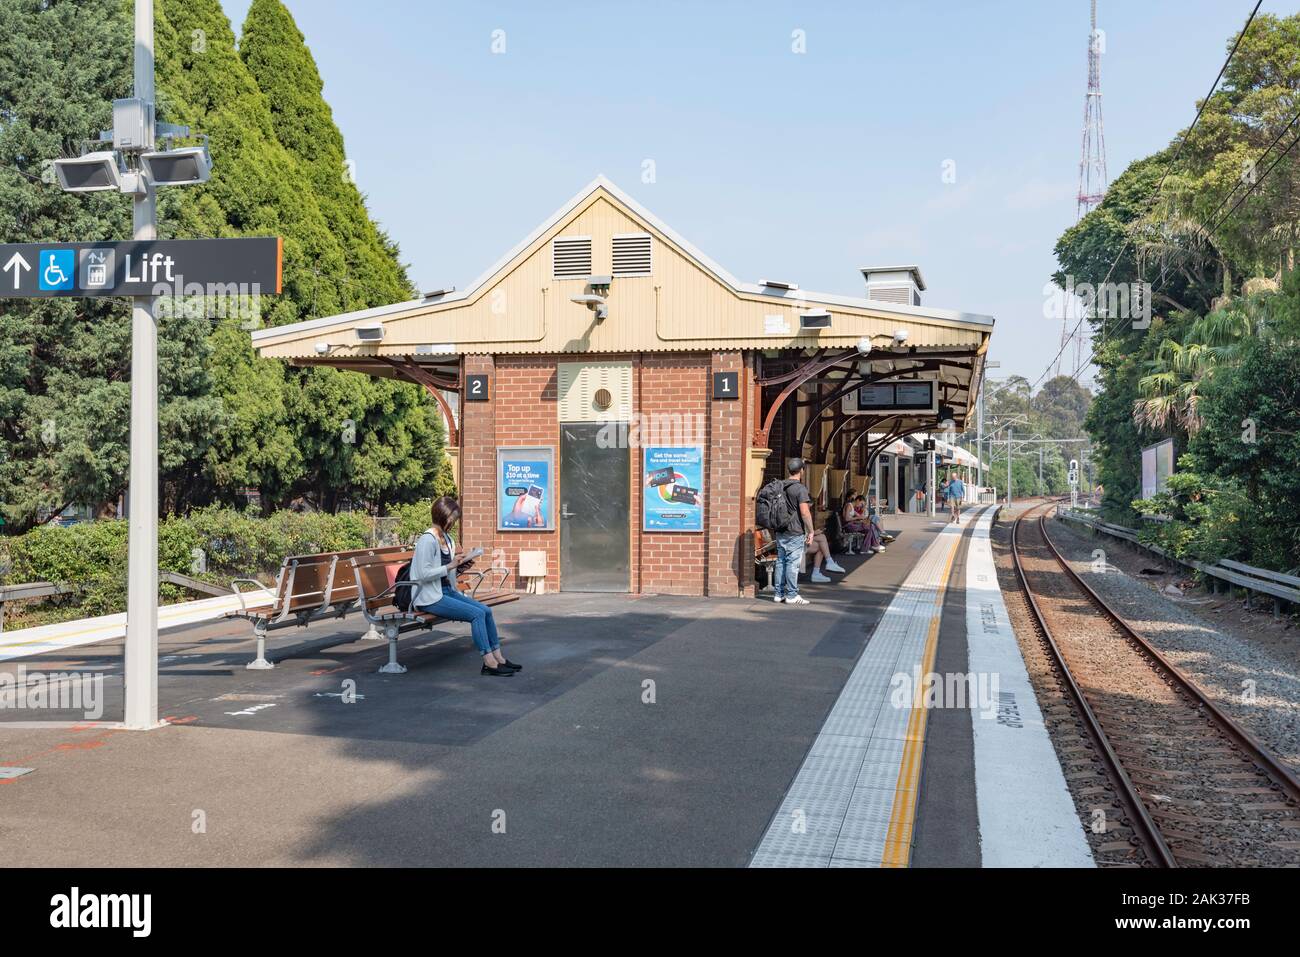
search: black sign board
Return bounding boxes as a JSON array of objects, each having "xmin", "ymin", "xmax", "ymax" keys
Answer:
[
  {"xmin": 843, "ymin": 380, "xmax": 937, "ymax": 414},
  {"xmin": 464, "ymin": 374, "xmax": 490, "ymax": 402},
  {"xmin": 0, "ymin": 238, "xmax": 282, "ymax": 298},
  {"xmin": 712, "ymin": 371, "xmax": 739, "ymax": 400}
]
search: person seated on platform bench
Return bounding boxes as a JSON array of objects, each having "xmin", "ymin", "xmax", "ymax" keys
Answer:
[
  {"xmin": 412, "ymin": 496, "xmax": 522, "ymax": 678},
  {"xmin": 805, "ymin": 498, "xmax": 846, "ymax": 583},
  {"xmin": 843, "ymin": 494, "xmax": 885, "ymax": 554}
]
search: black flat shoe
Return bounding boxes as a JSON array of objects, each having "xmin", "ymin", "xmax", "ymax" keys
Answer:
[
  {"xmin": 481, "ymin": 664, "xmax": 514, "ymax": 677},
  {"xmin": 499, "ymin": 659, "xmax": 522, "ymax": 671}
]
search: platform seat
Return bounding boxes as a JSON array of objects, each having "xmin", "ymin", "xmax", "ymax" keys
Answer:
[{"xmin": 350, "ymin": 552, "xmax": 517, "ymax": 674}]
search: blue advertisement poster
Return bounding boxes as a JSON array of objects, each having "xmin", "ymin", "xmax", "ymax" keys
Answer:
[
  {"xmin": 498, "ymin": 447, "xmax": 554, "ymax": 530},
  {"xmin": 642, "ymin": 445, "xmax": 704, "ymax": 532}
]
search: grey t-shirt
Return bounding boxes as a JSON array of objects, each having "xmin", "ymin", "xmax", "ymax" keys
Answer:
[{"xmin": 781, "ymin": 480, "xmax": 812, "ymax": 537}]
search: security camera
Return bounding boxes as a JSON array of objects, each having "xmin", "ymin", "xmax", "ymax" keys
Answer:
[
  {"xmin": 314, "ymin": 342, "xmax": 330, "ymax": 355},
  {"xmin": 893, "ymin": 328, "xmax": 909, "ymax": 345},
  {"xmin": 856, "ymin": 336, "xmax": 872, "ymax": 355}
]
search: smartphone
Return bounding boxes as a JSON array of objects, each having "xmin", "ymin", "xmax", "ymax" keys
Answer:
[
  {"xmin": 520, "ymin": 484, "xmax": 543, "ymax": 516},
  {"xmin": 647, "ymin": 467, "xmax": 676, "ymax": 487},
  {"xmin": 669, "ymin": 484, "xmax": 699, "ymax": 504}
]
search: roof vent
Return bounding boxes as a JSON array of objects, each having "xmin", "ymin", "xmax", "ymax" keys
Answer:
[
  {"xmin": 761, "ymin": 279, "xmax": 799, "ymax": 291},
  {"xmin": 612, "ymin": 233, "xmax": 652, "ymax": 276},
  {"xmin": 422, "ymin": 286, "xmax": 455, "ymax": 300},
  {"xmin": 861, "ymin": 265, "xmax": 925, "ymax": 306},
  {"xmin": 553, "ymin": 236, "xmax": 593, "ymax": 280}
]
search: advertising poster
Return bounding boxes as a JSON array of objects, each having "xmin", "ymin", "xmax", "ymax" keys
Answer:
[
  {"xmin": 1140, "ymin": 438, "xmax": 1175, "ymax": 500},
  {"xmin": 498, "ymin": 447, "xmax": 554, "ymax": 530},
  {"xmin": 643, "ymin": 445, "xmax": 704, "ymax": 532}
]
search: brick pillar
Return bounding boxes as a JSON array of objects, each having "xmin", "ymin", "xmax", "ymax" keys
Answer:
[
  {"xmin": 460, "ymin": 354, "xmax": 496, "ymax": 562},
  {"xmin": 707, "ymin": 350, "xmax": 746, "ymax": 597}
]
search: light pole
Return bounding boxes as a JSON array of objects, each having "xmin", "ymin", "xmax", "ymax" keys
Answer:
[
  {"xmin": 976, "ymin": 359, "xmax": 1000, "ymax": 493},
  {"xmin": 123, "ymin": 0, "xmax": 159, "ymax": 731}
]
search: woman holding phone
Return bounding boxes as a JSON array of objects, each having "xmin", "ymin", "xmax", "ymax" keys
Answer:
[{"xmin": 412, "ymin": 496, "xmax": 522, "ymax": 677}]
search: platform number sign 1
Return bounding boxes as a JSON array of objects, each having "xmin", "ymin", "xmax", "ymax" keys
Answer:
[
  {"xmin": 465, "ymin": 374, "xmax": 490, "ymax": 402},
  {"xmin": 712, "ymin": 371, "xmax": 738, "ymax": 401}
]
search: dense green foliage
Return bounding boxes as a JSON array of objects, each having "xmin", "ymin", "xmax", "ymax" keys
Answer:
[
  {"xmin": 0, "ymin": 0, "xmax": 450, "ymax": 534},
  {"xmin": 1053, "ymin": 13, "xmax": 1300, "ymax": 572},
  {"xmin": 0, "ymin": 499, "xmax": 439, "ymax": 625}
]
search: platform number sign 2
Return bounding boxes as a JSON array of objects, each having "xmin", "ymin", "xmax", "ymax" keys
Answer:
[
  {"xmin": 712, "ymin": 371, "xmax": 738, "ymax": 401},
  {"xmin": 465, "ymin": 374, "xmax": 490, "ymax": 402}
]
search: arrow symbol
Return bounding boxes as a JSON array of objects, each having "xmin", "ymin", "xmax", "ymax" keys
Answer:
[{"xmin": 4, "ymin": 251, "xmax": 31, "ymax": 289}]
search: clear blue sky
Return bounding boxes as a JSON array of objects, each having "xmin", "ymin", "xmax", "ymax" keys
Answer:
[{"xmin": 219, "ymin": 0, "xmax": 1283, "ymax": 390}]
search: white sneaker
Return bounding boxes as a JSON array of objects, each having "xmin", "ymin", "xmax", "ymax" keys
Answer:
[
  {"xmin": 784, "ymin": 594, "xmax": 811, "ymax": 605},
  {"xmin": 823, "ymin": 559, "xmax": 846, "ymax": 574},
  {"xmin": 874, "ymin": 545, "xmax": 886, "ymax": 553},
  {"xmin": 810, "ymin": 570, "xmax": 832, "ymax": 583},
  {"xmin": 772, "ymin": 594, "xmax": 784, "ymax": 603}
]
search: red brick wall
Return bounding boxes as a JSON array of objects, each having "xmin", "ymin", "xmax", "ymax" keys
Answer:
[
  {"xmin": 634, "ymin": 353, "xmax": 710, "ymax": 596},
  {"xmin": 459, "ymin": 351, "xmax": 748, "ymax": 597},
  {"xmin": 707, "ymin": 351, "xmax": 747, "ymax": 597}
]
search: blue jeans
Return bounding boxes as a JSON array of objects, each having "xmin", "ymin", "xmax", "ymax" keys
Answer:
[
  {"xmin": 419, "ymin": 590, "xmax": 500, "ymax": 655},
  {"xmin": 773, "ymin": 532, "xmax": 806, "ymax": 600}
]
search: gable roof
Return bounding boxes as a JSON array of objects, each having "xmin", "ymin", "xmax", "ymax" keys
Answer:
[{"xmin": 251, "ymin": 175, "xmax": 993, "ymax": 346}]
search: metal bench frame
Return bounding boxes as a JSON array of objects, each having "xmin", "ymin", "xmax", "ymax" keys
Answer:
[{"xmin": 351, "ymin": 553, "xmax": 517, "ymax": 674}]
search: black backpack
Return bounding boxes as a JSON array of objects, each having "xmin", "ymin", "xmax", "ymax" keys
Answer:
[
  {"xmin": 393, "ymin": 561, "xmax": 414, "ymax": 612},
  {"xmin": 756, "ymin": 479, "xmax": 795, "ymax": 531}
]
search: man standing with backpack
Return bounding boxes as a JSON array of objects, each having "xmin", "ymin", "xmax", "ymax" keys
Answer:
[{"xmin": 756, "ymin": 457, "xmax": 816, "ymax": 605}]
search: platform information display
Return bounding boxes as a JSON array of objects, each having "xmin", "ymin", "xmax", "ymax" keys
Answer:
[{"xmin": 642, "ymin": 445, "xmax": 704, "ymax": 532}]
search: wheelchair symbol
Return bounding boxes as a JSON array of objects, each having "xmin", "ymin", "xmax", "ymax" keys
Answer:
[{"xmin": 39, "ymin": 250, "xmax": 75, "ymax": 291}]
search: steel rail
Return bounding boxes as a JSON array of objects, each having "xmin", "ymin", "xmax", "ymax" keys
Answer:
[
  {"xmin": 1010, "ymin": 500, "xmax": 1177, "ymax": 867},
  {"xmin": 1036, "ymin": 505, "xmax": 1300, "ymax": 806}
]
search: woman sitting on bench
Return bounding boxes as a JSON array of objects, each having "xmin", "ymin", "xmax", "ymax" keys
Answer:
[{"xmin": 413, "ymin": 496, "xmax": 522, "ymax": 678}]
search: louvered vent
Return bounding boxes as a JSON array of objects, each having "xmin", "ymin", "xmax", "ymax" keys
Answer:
[
  {"xmin": 612, "ymin": 233, "xmax": 653, "ymax": 276},
  {"xmin": 865, "ymin": 285, "xmax": 913, "ymax": 305},
  {"xmin": 557, "ymin": 361, "xmax": 633, "ymax": 423},
  {"xmin": 552, "ymin": 236, "xmax": 592, "ymax": 280}
]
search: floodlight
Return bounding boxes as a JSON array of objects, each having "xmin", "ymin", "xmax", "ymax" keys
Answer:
[
  {"xmin": 799, "ymin": 309, "xmax": 832, "ymax": 329},
  {"xmin": 53, "ymin": 151, "xmax": 126, "ymax": 193},
  {"xmin": 140, "ymin": 145, "xmax": 211, "ymax": 186},
  {"xmin": 354, "ymin": 325, "xmax": 385, "ymax": 343}
]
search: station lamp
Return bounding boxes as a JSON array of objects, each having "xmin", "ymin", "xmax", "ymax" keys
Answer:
[
  {"xmin": 53, "ymin": 98, "xmax": 212, "ymax": 198},
  {"xmin": 140, "ymin": 143, "xmax": 211, "ymax": 186},
  {"xmin": 52, "ymin": 151, "xmax": 127, "ymax": 193}
]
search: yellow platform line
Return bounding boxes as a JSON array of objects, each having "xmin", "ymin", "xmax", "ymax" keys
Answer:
[{"xmin": 880, "ymin": 526, "xmax": 964, "ymax": 867}]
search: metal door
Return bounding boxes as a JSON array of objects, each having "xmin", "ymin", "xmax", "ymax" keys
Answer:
[{"xmin": 559, "ymin": 423, "xmax": 630, "ymax": 592}]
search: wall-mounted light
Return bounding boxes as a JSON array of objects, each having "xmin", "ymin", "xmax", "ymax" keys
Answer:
[
  {"xmin": 354, "ymin": 324, "xmax": 385, "ymax": 343},
  {"xmin": 800, "ymin": 309, "xmax": 832, "ymax": 329}
]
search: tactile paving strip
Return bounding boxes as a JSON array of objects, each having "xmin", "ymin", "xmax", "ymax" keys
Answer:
[{"xmin": 749, "ymin": 518, "xmax": 967, "ymax": 868}]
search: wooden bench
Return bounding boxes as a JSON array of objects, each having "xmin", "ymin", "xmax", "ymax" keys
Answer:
[
  {"xmin": 227, "ymin": 545, "xmax": 515, "ymax": 670},
  {"xmin": 350, "ymin": 552, "xmax": 518, "ymax": 674}
]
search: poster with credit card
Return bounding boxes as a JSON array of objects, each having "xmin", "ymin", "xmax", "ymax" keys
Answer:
[{"xmin": 643, "ymin": 446, "xmax": 703, "ymax": 532}]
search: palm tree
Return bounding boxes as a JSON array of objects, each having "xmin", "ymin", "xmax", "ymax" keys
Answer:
[{"xmin": 1133, "ymin": 302, "xmax": 1260, "ymax": 434}]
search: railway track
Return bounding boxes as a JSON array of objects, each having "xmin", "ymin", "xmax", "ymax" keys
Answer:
[{"xmin": 1010, "ymin": 499, "xmax": 1300, "ymax": 867}]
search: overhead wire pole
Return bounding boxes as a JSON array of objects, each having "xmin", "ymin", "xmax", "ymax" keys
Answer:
[{"xmin": 124, "ymin": 0, "xmax": 160, "ymax": 730}]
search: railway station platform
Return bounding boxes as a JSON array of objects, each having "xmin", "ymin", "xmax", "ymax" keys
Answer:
[{"xmin": 0, "ymin": 508, "xmax": 1092, "ymax": 868}]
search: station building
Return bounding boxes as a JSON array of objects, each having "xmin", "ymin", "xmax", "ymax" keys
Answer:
[{"xmin": 252, "ymin": 177, "xmax": 994, "ymax": 597}]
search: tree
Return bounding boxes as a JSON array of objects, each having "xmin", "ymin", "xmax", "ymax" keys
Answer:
[{"xmin": 0, "ymin": 0, "xmax": 223, "ymax": 531}]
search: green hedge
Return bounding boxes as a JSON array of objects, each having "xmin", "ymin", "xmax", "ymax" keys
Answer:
[{"xmin": 1, "ymin": 501, "xmax": 439, "ymax": 623}]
